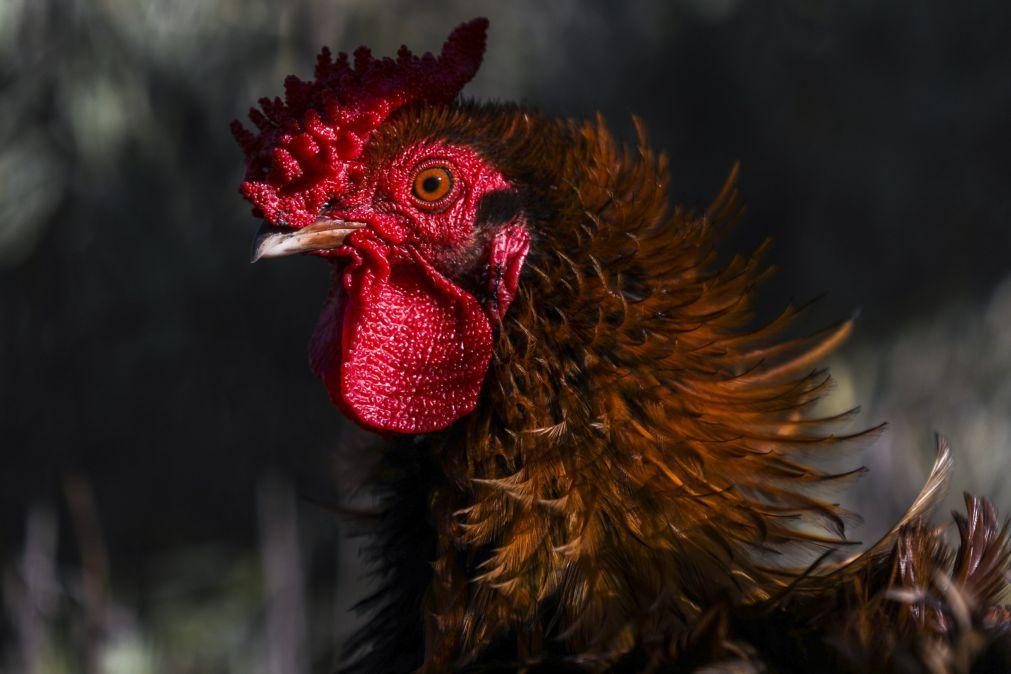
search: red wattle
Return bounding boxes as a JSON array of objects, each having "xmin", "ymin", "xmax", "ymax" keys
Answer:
[{"xmin": 310, "ymin": 248, "xmax": 494, "ymax": 434}]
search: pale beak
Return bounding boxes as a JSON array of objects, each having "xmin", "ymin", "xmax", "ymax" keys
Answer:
[{"xmin": 251, "ymin": 218, "xmax": 367, "ymax": 262}]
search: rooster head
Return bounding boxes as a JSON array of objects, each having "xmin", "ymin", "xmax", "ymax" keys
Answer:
[{"xmin": 232, "ymin": 19, "xmax": 530, "ymax": 434}]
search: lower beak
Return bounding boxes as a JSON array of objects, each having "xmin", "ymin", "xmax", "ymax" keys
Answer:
[{"xmin": 251, "ymin": 218, "xmax": 367, "ymax": 262}]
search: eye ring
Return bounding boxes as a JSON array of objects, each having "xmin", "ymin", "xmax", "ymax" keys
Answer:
[{"xmin": 411, "ymin": 165, "xmax": 454, "ymax": 206}]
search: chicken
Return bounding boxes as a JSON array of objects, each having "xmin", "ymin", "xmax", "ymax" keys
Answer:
[{"xmin": 232, "ymin": 18, "xmax": 1011, "ymax": 673}]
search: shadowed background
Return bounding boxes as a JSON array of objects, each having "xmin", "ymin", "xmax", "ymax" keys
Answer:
[{"xmin": 2, "ymin": 0, "xmax": 1010, "ymax": 671}]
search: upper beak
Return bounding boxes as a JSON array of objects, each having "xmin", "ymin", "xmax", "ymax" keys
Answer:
[{"xmin": 251, "ymin": 218, "xmax": 367, "ymax": 262}]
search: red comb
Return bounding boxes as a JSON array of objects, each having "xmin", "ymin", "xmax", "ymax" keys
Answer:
[{"xmin": 231, "ymin": 18, "xmax": 488, "ymax": 227}]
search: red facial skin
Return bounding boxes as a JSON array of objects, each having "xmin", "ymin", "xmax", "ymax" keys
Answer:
[
  {"xmin": 233, "ymin": 19, "xmax": 526, "ymax": 434},
  {"xmin": 307, "ymin": 141, "xmax": 530, "ymax": 434},
  {"xmin": 232, "ymin": 18, "xmax": 490, "ymax": 229}
]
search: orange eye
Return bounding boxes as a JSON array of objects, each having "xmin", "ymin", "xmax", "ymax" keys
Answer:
[{"xmin": 412, "ymin": 166, "xmax": 453, "ymax": 204}]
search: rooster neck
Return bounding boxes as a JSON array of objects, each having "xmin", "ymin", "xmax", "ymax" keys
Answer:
[
  {"xmin": 342, "ymin": 109, "xmax": 1009, "ymax": 674},
  {"xmin": 406, "ymin": 120, "xmax": 870, "ymax": 667},
  {"xmin": 369, "ymin": 112, "xmax": 869, "ymax": 665}
]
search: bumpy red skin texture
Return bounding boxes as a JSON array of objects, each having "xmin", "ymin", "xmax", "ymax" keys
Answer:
[
  {"xmin": 234, "ymin": 18, "xmax": 531, "ymax": 435},
  {"xmin": 231, "ymin": 18, "xmax": 488, "ymax": 228},
  {"xmin": 310, "ymin": 234, "xmax": 494, "ymax": 434},
  {"xmin": 307, "ymin": 142, "xmax": 530, "ymax": 434}
]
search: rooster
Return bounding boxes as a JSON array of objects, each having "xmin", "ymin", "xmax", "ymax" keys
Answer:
[{"xmin": 232, "ymin": 19, "xmax": 1011, "ymax": 673}]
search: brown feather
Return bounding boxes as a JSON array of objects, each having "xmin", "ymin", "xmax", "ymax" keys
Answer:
[
  {"xmin": 340, "ymin": 103, "xmax": 1011, "ymax": 673},
  {"xmin": 358, "ymin": 102, "xmax": 877, "ymax": 666}
]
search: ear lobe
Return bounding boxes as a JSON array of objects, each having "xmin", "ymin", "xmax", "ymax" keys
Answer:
[{"xmin": 484, "ymin": 224, "xmax": 530, "ymax": 322}]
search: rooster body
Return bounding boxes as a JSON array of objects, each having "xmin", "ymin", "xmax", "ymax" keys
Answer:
[{"xmin": 234, "ymin": 19, "xmax": 1011, "ymax": 673}]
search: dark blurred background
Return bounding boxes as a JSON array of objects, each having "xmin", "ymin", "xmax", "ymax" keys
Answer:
[{"xmin": 2, "ymin": 1, "xmax": 1010, "ymax": 671}]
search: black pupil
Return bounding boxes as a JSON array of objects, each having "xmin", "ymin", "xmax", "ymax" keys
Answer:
[{"xmin": 422, "ymin": 175, "xmax": 442, "ymax": 194}]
